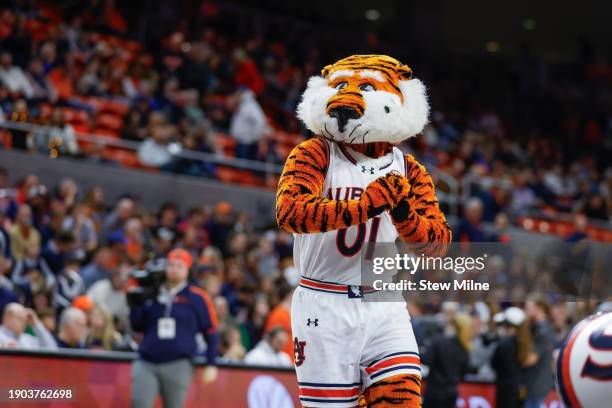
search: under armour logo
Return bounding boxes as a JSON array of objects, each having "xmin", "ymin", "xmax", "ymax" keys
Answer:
[
  {"xmin": 361, "ymin": 165, "xmax": 375, "ymax": 174},
  {"xmin": 294, "ymin": 337, "xmax": 306, "ymax": 366},
  {"xmin": 307, "ymin": 318, "xmax": 319, "ymax": 327}
]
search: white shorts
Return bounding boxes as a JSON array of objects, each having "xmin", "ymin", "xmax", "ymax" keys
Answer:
[{"xmin": 291, "ymin": 278, "xmax": 420, "ymax": 407}]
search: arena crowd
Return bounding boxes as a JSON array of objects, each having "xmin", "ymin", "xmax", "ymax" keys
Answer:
[
  {"xmin": 0, "ymin": 1, "xmax": 609, "ymax": 223},
  {"xmin": 0, "ymin": 1, "xmax": 610, "ymax": 406}
]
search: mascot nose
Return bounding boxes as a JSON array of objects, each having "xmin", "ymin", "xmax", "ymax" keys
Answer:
[{"xmin": 329, "ymin": 106, "xmax": 359, "ymax": 133}]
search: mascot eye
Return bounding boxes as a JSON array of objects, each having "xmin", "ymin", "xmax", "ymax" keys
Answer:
[
  {"xmin": 334, "ymin": 82, "xmax": 348, "ymax": 90},
  {"xmin": 359, "ymin": 83, "xmax": 375, "ymax": 92}
]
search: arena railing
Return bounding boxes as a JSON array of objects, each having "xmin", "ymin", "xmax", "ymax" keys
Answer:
[
  {"xmin": 0, "ymin": 120, "xmax": 461, "ymax": 218},
  {"xmin": 0, "ymin": 120, "xmax": 284, "ymax": 175}
]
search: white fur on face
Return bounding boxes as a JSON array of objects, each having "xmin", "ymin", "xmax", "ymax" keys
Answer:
[
  {"xmin": 296, "ymin": 76, "xmax": 430, "ymax": 144},
  {"xmin": 328, "ymin": 70, "xmax": 355, "ymax": 82}
]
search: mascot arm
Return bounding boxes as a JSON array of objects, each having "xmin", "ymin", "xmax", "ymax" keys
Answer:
[
  {"xmin": 276, "ymin": 138, "xmax": 409, "ymax": 234},
  {"xmin": 390, "ymin": 155, "xmax": 452, "ymax": 255}
]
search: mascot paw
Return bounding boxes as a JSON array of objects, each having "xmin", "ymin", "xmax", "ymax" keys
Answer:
[{"xmin": 366, "ymin": 171, "xmax": 411, "ymax": 210}]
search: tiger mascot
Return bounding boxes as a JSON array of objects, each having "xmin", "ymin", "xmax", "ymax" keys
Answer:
[{"xmin": 276, "ymin": 55, "xmax": 451, "ymax": 408}]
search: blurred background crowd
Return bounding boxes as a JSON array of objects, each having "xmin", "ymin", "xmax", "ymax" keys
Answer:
[
  {"xmin": 0, "ymin": 0, "xmax": 611, "ymax": 405},
  {"xmin": 0, "ymin": 0, "xmax": 609, "ymax": 224}
]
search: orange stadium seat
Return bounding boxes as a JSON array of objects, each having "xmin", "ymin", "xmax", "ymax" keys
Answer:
[
  {"xmin": 92, "ymin": 127, "xmax": 120, "ymax": 139},
  {"xmin": 64, "ymin": 108, "xmax": 89, "ymax": 125},
  {"xmin": 101, "ymin": 100, "xmax": 130, "ymax": 116},
  {"xmin": 214, "ymin": 133, "xmax": 237, "ymax": 157},
  {"xmin": 216, "ymin": 167, "xmax": 264, "ymax": 187},
  {"xmin": 48, "ymin": 68, "xmax": 74, "ymax": 99},
  {"xmin": 97, "ymin": 113, "xmax": 123, "ymax": 131},
  {"xmin": 103, "ymin": 148, "xmax": 141, "ymax": 168}
]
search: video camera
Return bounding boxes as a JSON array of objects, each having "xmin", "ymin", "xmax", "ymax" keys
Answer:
[{"xmin": 126, "ymin": 258, "xmax": 167, "ymax": 308}]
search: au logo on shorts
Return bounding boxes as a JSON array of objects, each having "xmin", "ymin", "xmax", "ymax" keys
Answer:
[
  {"xmin": 294, "ymin": 337, "xmax": 307, "ymax": 366},
  {"xmin": 348, "ymin": 285, "xmax": 363, "ymax": 298}
]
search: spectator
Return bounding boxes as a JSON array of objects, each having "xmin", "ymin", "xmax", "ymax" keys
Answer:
[
  {"xmin": 137, "ymin": 115, "xmax": 173, "ymax": 167},
  {"xmin": 207, "ymin": 202, "xmax": 234, "ymax": 256},
  {"xmin": 80, "ymin": 246, "xmax": 115, "ymax": 289},
  {"xmin": 244, "ymin": 327, "xmax": 292, "ymax": 367},
  {"xmin": 423, "ymin": 313, "xmax": 472, "ymax": 408},
  {"xmin": 9, "ymin": 204, "xmax": 41, "ymax": 261},
  {"xmin": 11, "ymin": 242, "xmax": 56, "ymax": 293},
  {"xmin": 86, "ymin": 306, "xmax": 126, "ymax": 351},
  {"xmin": 523, "ymin": 295, "xmax": 556, "ymax": 408},
  {"xmin": 219, "ymin": 325, "xmax": 247, "ymax": 362},
  {"xmin": 263, "ymin": 278, "xmax": 293, "ymax": 358},
  {"xmin": 0, "ymin": 253, "xmax": 13, "ymax": 291},
  {"xmin": 24, "ymin": 57, "xmax": 57, "ymax": 102},
  {"xmin": 40, "ymin": 230, "xmax": 76, "ymax": 274},
  {"xmin": 62, "ymin": 203, "xmax": 98, "ymax": 253},
  {"xmin": 491, "ymin": 307, "xmax": 530, "ymax": 408},
  {"xmin": 101, "ymin": 198, "xmax": 134, "ymax": 241},
  {"xmin": 0, "ymin": 303, "xmax": 57, "ymax": 349},
  {"xmin": 56, "ymin": 307, "xmax": 88, "ymax": 348},
  {"xmin": 228, "ymin": 88, "xmax": 267, "ymax": 161},
  {"xmin": 87, "ymin": 263, "xmax": 130, "ymax": 328},
  {"xmin": 55, "ymin": 258, "xmax": 85, "ymax": 309},
  {"xmin": 0, "ymin": 52, "xmax": 33, "ymax": 98},
  {"xmin": 244, "ymin": 294, "xmax": 270, "ymax": 350},
  {"xmin": 0, "ymin": 287, "xmax": 18, "ymax": 316},
  {"xmin": 31, "ymin": 108, "xmax": 79, "ymax": 156},
  {"xmin": 255, "ymin": 235, "xmax": 279, "ymax": 278},
  {"xmin": 456, "ymin": 198, "xmax": 486, "ymax": 242},
  {"xmin": 233, "ymin": 49, "xmax": 265, "ymax": 95}
]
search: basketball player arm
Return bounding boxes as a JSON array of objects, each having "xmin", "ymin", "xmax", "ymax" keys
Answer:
[
  {"xmin": 390, "ymin": 156, "xmax": 452, "ymax": 256},
  {"xmin": 276, "ymin": 138, "xmax": 410, "ymax": 234}
]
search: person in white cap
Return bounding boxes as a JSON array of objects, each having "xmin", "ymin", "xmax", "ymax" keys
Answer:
[{"xmin": 491, "ymin": 306, "xmax": 528, "ymax": 408}]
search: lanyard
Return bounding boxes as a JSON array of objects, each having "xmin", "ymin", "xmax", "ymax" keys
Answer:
[{"xmin": 160, "ymin": 281, "xmax": 187, "ymax": 318}]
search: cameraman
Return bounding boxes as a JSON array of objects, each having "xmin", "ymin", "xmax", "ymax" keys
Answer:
[{"xmin": 130, "ymin": 249, "xmax": 219, "ymax": 408}]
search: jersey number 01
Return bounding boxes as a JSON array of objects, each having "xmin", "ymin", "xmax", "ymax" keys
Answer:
[{"xmin": 336, "ymin": 217, "xmax": 381, "ymax": 258}]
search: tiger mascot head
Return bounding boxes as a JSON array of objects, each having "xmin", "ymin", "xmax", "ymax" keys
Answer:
[{"xmin": 297, "ymin": 54, "xmax": 429, "ymax": 154}]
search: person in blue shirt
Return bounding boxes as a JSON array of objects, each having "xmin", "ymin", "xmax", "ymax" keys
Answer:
[{"xmin": 130, "ymin": 248, "xmax": 219, "ymax": 408}]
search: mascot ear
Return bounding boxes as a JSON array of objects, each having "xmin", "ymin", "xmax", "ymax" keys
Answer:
[
  {"xmin": 398, "ymin": 64, "xmax": 413, "ymax": 81},
  {"xmin": 321, "ymin": 64, "xmax": 333, "ymax": 78}
]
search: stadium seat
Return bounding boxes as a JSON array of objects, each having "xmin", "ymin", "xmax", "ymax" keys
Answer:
[
  {"xmin": 92, "ymin": 127, "xmax": 120, "ymax": 139},
  {"xmin": 101, "ymin": 100, "xmax": 130, "ymax": 117},
  {"xmin": 96, "ymin": 113, "xmax": 123, "ymax": 131},
  {"xmin": 214, "ymin": 133, "xmax": 237, "ymax": 157},
  {"xmin": 216, "ymin": 166, "xmax": 265, "ymax": 187}
]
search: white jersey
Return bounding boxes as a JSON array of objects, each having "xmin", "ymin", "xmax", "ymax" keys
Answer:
[{"xmin": 293, "ymin": 141, "xmax": 407, "ymax": 285}]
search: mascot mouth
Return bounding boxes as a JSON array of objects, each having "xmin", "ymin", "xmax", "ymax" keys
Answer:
[{"xmin": 324, "ymin": 121, "xmax": 369, "ymax": 144}]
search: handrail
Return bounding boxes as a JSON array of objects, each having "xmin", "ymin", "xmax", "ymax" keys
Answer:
[
  {"xmin": 0, "ymin": 120, "xmax": 468, "ymax": 216},
  {"xmin": 0, "ymin": 120, "xmax": 284, "ymax": 174}
]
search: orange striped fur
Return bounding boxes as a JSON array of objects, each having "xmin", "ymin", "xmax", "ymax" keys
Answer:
[
  {"xmin": 276, "ymin": 138, "xmax": 410, "ymax": 234},
  {"xmin": 275, "ymin": 138, "xmax": 451, "ymax": 254},
  {"xmin": 361, "ymin": 374, "xmax": 422, "ymax": 407},
  {"xmin": 391, "ymin": 155, "xmax": 452, "ymax": 256}
]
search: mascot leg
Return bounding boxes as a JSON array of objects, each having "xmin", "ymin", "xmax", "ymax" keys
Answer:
[{"xmin": 361, "ymin": 374, "xmax": 422, "ymax": 407}]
